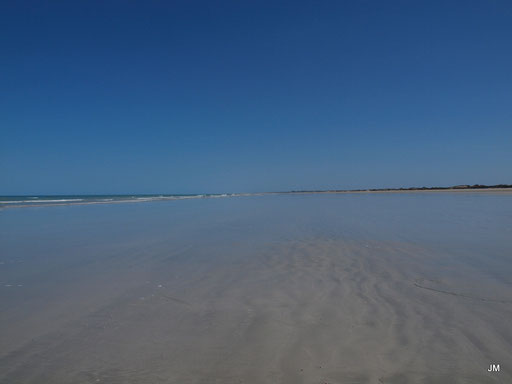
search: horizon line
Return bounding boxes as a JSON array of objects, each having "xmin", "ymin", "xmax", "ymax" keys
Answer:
[{"xmin": 2, "ymin": 183, "xmax": 512, "ymax": 197}]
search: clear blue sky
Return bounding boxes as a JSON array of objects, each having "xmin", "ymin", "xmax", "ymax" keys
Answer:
[{"xmin": 1, "ymin": 1, "xmax": 511, "ymax": 195}]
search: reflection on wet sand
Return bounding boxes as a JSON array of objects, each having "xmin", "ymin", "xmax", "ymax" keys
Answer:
[{"xmin": 1, "ymin": 193, "xmax": 511, "ymax": 383}]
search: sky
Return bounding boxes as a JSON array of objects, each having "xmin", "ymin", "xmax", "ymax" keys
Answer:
[{"xmin": 1, "ymin": 1, "xmax": 511, "ymax": 195}]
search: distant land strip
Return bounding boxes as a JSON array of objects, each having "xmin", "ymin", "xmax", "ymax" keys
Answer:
[{"xmin": 280, "ymin": 184, "xmax": 512, "ymax": 194}]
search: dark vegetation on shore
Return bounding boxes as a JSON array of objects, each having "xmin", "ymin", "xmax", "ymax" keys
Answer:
[{"xmin": 283, "ymin": 184, "xmax": 512, "ymax": 194}]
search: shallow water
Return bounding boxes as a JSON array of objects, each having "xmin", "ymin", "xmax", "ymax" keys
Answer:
[{"xmin": 1, "ymin": 192, "xmax": 511, "ymax": 383}]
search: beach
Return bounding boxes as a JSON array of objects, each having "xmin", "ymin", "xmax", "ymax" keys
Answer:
[{"xmin": 1, "ymin": 192, "xmax": 511, "ymax": 383}]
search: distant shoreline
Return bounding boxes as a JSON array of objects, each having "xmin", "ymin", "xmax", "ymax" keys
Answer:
[
  {"xmin": 278, "ymin": 184, "xmax": 512, "ymax": 194},
  {"xmin": 276, "ymin": 188, "xmax": 512, "ymax": 195},
  {"xmin": 1, "ymin": 185, "xmax": 511, "ymax": 209}
]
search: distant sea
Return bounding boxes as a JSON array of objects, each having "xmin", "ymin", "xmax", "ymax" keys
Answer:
[{"xmin": 0, "ymin": 194, "xmax": 234, "ymax": 208}]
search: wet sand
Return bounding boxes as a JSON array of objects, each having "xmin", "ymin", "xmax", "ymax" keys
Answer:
[{"xmin": 1, "ymin": 193, "xmax": 511, "ymax": 383}]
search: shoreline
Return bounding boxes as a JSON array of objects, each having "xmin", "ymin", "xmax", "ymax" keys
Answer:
[
  {"xmin": 1, "ymin": 188, "xmax": 511, "ymax": 210},
  {"xmin": 283, "ymin": 187, "xmax": 512, "ymax": 194}
]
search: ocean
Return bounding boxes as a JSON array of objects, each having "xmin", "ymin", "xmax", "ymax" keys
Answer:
[{"xmin": 0, "ymin": 194, "xmax": 235, "ymax": 208}]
